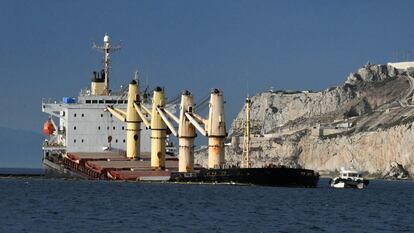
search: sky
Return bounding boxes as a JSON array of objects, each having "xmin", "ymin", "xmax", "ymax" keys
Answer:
[{"xmin": 1, "ymin": 0, "xmax": 414, "ymax": 133}]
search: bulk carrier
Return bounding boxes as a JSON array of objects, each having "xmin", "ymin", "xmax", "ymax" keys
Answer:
[{"xmin": 41, "ymin": 34, "xmax": 319, "ymax": 187}]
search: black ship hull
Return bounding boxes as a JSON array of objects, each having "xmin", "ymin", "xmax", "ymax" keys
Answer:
[
  {"xmin": 170, "ymin": 167, "xmax": 319, "ymax": 187},
  {"xmin": 43, "ymin": 152, "xmax": 319, "ymax": 187}
]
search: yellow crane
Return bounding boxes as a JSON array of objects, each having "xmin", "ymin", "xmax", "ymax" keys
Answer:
[{"xmin": 241, "ymin": 96, "xmax": 251, "ymax": 168}]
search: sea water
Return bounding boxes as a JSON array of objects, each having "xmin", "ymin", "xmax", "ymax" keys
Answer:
[{"xmin": 0, "ymin": 177, "xmax": 413, "ymax": 233}]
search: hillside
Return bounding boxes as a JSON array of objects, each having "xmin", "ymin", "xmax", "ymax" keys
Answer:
[{"xmin": 196, "ymin": 63, "xmax": 414, "ymax": 179}]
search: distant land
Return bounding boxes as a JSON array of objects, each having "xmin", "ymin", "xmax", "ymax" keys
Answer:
[{"xmin": 0, "ymin": 127, "xmax": 43, "ymax": 168}]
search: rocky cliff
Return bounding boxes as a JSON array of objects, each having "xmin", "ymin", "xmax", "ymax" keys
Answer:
[{"xmin": 195, "ymin": 63, "xmax": 414, "ymax": 179}]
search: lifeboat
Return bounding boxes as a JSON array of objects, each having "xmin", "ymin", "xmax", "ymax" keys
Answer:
[{"xmin": 43, "ymin": 118, "xmax": 55, "ymax": 135}]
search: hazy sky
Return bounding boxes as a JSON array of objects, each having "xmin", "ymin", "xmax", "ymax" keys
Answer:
[{"xmin": 1, "ymin": 0, "xmax": 414, "ymax": 133}]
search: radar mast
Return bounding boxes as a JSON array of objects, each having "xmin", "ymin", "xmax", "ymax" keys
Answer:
[{"xmin": 92, "ymin": 33, "xmax": 122, "ymax": 95}]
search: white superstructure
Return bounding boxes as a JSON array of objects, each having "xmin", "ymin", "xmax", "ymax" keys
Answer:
[
  {"xmin": 42, "ymin": 34, "xmax": 153, "ymax": 155},
  {"xmin": 42, "ymin": 93, "xmax": 152, "ymax": 153}
]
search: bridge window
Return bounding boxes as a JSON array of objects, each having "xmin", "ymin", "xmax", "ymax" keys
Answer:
[
  {"xmin": 86, "ymin": 100, "xmax": 91, "ymax": 104},
  {"xmin": 99, "ymin": 100, "xmax": 104, "ymax": 104},
  {"xmin": 92, "ymin": 100, "xmax": 97, "ymax": 104}
]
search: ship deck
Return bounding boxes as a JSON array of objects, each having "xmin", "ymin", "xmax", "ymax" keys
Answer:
[
  {"xmin": 86, "ymin": 160, "xmax": 179, "ymax": 172},
  {"xmin": 66, "ymin": 152, "xmax": 127, "ymax": 161},
  {"xmin": 60, "ymin": 152, "xmax": 178, "ymax": 180}
]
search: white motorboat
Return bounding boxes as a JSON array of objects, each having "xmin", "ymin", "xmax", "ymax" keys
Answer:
[{"xmin": 330, "ymin": 167, "xmax": 369, "ymax": 189}]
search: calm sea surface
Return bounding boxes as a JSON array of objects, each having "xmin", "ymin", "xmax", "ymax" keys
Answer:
[{"xmin": 0, "ymin": 177, "xmax": 413, "ymax": 233}]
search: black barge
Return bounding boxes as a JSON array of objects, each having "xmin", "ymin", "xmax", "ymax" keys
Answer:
[{"xmin": 170, "ymin": 167, "xmax": 319, "ymax": 187}]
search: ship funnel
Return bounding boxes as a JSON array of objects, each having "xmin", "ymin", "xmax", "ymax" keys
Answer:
[{"xmin": 91, "ymin": 70, "xmax": 106, "ymax": 95}]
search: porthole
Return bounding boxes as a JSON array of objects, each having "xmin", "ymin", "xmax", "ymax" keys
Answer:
[
  {"xmin": 123, "ymin": 139, "xmax": 125, "ymax": 143},
  {"xmin": 113, "ymin": 126, "xmax": 115, "ymax": 130},
  {"xmin": 122, "ymin": 126, "xmax": 125, "ymax": 130},
  {"xmin": 74, "ymin": 126, "xmax": 76, "ymax": 130},
  {"xmin": 98, "ymin": 126, "xmax": 101, "ymax": 130},
  {"xmin": 115, "ymin": 139, "xmax": 118, "ymax": 143},
  {"xmin": 101, "ymin": 114, "xmax": 103, "ymax": 117},
  {"xmin": 74, "ymin": 113, "xmax": 77, "ymax": 117},
  {"xmin": 107, "ymin": 126, "xmax": 109, "ymax": 130},
  {"xmin": 81, "ymin": 139, "xmax": 84, "ymax": 143},
  {"xmin": 74, "ymin": 139, "xmax": 76, "ymax": 143},
  {"xmin": 81, "ymin": 113, "xmax": 84, "ymax": 117}
]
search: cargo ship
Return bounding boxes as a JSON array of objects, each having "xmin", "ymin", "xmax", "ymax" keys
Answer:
[
  {"xmin": 41, "ymin": 34, "xmax": 319, "ymax": 187},
  {"xmin": 41, "ymin": 34, "xmax": 178, "ymax": 179}
]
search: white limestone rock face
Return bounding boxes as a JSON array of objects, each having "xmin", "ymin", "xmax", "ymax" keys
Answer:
[
  {"xmin": 230, "ymin": 88, "xmax": 355, "ymax": 135},
  {"xmin": 346, "ymin": 64, "xmax": 399, "ymax": 84},
  {"xmin": 298, "ymin": 124, "xmax": 414, "ymax": 177},
  {"xmin": 198, "ymin": 64, "xmax": 414, "ymax": 179}
]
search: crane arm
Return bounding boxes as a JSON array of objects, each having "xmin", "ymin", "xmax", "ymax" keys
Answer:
[
  {"xmin": 141, "ymin": 104, "xmax": 152, "ymax": 116},
  {"xmin": 192, "ymin": 112, "xmax": 207, "ymax": 124},
  {"xmin": 185, "ymin": 112, "xmax": 207, "ymax": 136},
  {"xmin": 163, "ymin": 108, "xmax": 179, "ymax": 124},
  {"xmin": 114, "ymin": 108, "xmax": 127, "ymax": 116},
  {"xmin": 106, "ymin": 107, "xmax": 126, "ymax": 122},
  {"xmin": 133, "ymin": 103, "xmax": 151, "ymax": 128},
  {"xmin": 157, "ymin": 108, "xmax": 178, "ymax": 137}
]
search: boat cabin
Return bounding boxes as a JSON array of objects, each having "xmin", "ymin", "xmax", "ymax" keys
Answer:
[{"xmin": 339, "ymin": 169, "xmax": 363, "ymax": 179}]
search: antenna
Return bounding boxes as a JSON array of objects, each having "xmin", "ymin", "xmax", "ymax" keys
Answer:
[
  {"xmin": 245, "ymin": 66, "xmax": 250, "ymax": 97},
  {"xmin": 246, "ymin": 79, "xmax": 250, "ymax": 97},
  {"xmin": 134, "ymin": 69, "xmax": 139, "ymax": 84},
  {"xmin": 92, "ymin": 33, "xmax": 122, "ymax": 95}
]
